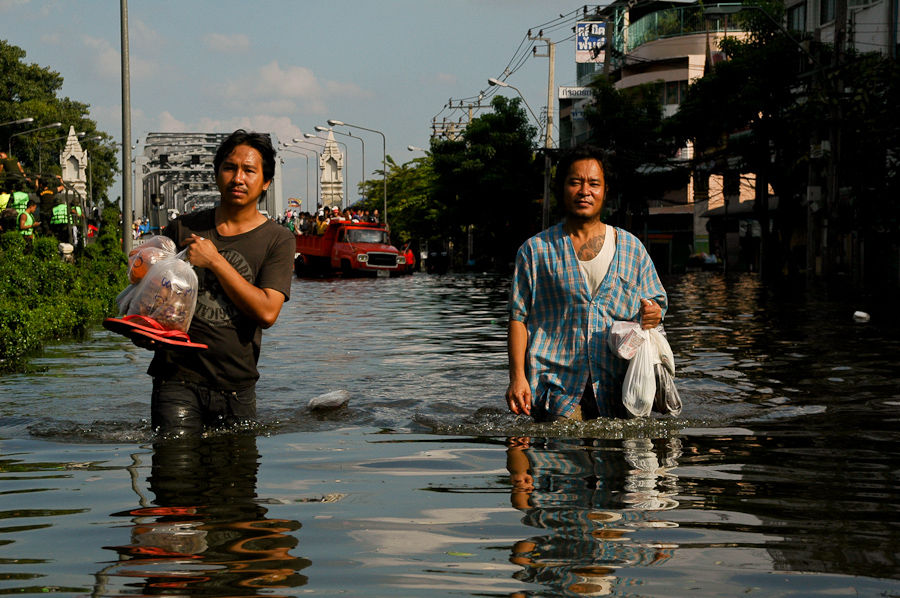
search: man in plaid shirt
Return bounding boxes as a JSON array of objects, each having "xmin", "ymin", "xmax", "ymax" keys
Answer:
[{"xmin": 507, "ymin": 144, "xmax": 667, "ymax": 421}]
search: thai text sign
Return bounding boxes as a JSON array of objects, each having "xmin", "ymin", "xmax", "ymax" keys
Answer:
[
  {"xmin": 559, "ymin": 87, "xmax": 593, "ymax": 100},
  {"xmin": 576, "ymin": 21, "xmax": 606, "ymax": 64}
]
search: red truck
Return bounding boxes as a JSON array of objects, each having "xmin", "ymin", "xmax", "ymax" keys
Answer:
[{"xmin": 295, "ymin": 220, "xmax": 407, "ymax": 277}]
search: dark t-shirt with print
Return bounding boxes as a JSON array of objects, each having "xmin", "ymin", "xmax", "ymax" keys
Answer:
[{"xmin": 148, "ymin": 208, "xmax": 295, "ymax": 389}]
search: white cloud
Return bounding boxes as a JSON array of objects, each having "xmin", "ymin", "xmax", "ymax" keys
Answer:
[
  {"xmin": 158, "ymin": 111, "xmax": 187, "ymax": 132},
  {"xmin": 203, "ymin": 32, "xmax": 251, "ymax": 54},
  {"xmin": 151, "ymin": 113, "xmax": 303, "ymax": 147},
  {"xmin": 81, "ymin": 34, "xmax": 160, "ymax": 81},
  {"xmin": 221, "ymin": 60, "xmax": 372, "ymax": 116},
  {"xmin": 39, "ymin": 32, "xmax": 60, "ymax": 45},
  {"xmin": 131, "ymin": 19, "xmax": 165, "ymax": 46},
  {"xmin": 421, "ymin": 72, "xmax": 458, "ymax": 87},
  {"xmin": 0, "ymin": 0, "xmax": 30, "ymax": 13}
]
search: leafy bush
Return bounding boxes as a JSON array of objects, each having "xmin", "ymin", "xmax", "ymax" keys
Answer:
[{"xmin": 0, "ymin": 206, "xmax": 127, "ymax": 372}]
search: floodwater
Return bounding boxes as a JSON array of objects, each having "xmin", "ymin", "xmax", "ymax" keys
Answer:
[{"xmin": 0, "ymin": 271, "xmax": 898, "ymax": 597}]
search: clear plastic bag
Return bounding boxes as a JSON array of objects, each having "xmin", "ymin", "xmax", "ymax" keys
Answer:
[
  {"xmin": 622, "ymin": 329, "xmax": 657, "ymax": 417},
  {"xmin": 653, "ymin": 363, "xmax": 682, "ymax": 415},
  {"xmin": 122, "ymin": 249, "xmax": 198, "ymax": 333},
  {"xmin": 127, "ymin": 236, "xmax": 177, "ymax": 284},
  {"xmin": 649, "ymin": 327, "xmax": 682, "ymax": 415}
]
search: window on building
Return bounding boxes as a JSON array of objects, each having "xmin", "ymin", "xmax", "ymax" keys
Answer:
[
  {"xmin": 820, "ymin": 0, "xmax": 835, "ymax": 24},
  {"xmin": 662, "ymin": 80, "xmax": 689, "ymax": 105},
  {"xmin": 666, "ymin": 81, "xmax": 680, "ymax": 105},
  {"xmin": 788, "ymin": 3, "xmax": 807, "ymax": 31}
]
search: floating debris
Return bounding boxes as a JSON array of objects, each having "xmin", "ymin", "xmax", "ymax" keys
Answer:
[{"xmin": 308, "ymin": 390, "xmax": 350, "ymax": 411}]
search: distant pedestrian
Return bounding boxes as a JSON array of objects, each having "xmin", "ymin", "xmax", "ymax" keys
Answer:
[
  {"xmin": 18, "ymin": 199, "xmax": 40, "ymax": 254},
  {"xmin": 50, "ymin": 197, "xmax": 71, "ymax": 243}
]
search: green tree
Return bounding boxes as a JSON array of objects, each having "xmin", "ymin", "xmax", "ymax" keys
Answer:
[
  {"xmin": 430, "ymin": 95, "xmax": 542, "ymax": 270},
  {"xmin": 822, "ymin": 52, "xmax": 900, "ymax": 262},
  {"xmin": 0, "ymin": 40, "xmax": 117, "ymax": 205},
  {"xmin": 669, "ymin": 2, "xmax": 835, "ymax": 276},
  {"xmin": 584, "ymin": 76, "xmax": 686, "ymax": 229},
  {"xmin": 359, "ymin": 153, "xmax": 441, "ymax": 254}
]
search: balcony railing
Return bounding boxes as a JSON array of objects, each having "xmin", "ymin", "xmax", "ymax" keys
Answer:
[{"xmin": 626, "ymin": 4, "xmax": 745, "ymax": 52}]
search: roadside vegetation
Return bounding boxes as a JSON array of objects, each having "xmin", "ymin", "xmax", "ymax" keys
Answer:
[{"xmin": 0, "ymin": 207, "xmax": 126, "ymax": 372}]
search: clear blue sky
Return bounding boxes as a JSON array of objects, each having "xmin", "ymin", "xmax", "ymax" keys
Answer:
[{"xmin": 2, "ymin": 0, "xmax": 592, "ymax": 204}]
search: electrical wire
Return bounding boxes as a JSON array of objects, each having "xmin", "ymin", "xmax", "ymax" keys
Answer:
[{"xmin": 432, "ymin": 4, "xmax": 615, "ymax": 136}]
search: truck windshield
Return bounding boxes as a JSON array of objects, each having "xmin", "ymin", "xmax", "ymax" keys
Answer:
[{"xmin": 347, "ymin": 229, "xmax": 389, "ymax": 244}]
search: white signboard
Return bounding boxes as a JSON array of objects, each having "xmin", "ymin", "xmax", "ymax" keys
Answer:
[{"xmin": 559, "ymin": 86, "xmax": 593, "ymax": 100}]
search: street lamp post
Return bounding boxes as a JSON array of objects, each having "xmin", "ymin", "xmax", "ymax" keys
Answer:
[
  {"xmin": 407, "ymin": 145, "xmax": 427, "ymax": 153},
  {"xmin": 8, "ymin": 122, "xmax": 62, "ymax": 156},
  {"xmin": 301, "ymin": 133, "xmax": 349, "ymax": 209},
  {"xmin": 488, "ymin": 77, "xmax": 554, "ymax": 230},
  {"xmin": 280, "ymin": 144, "xmax": 310, "ymax": 213},
  {"xmin": 327, "ymin": 120, "xmax": 388, "ymax": 226},
  {"xmin": 0, "ymin": 117, "xmax": 34, "ymax": 128},
  {"xmin": 487, "ymin": 78, "xmax": 543, "ymax": 132},
  {"xmin": 316, "ymin": 125, "xmax": 366, "ymax": 204},
  {"xmin": 81, "ymin": 136, "xmax": 103, "ymax": 215},
  {"xmin": 282, "ymin": 142, "xmax": 320, "ymax": 209}
]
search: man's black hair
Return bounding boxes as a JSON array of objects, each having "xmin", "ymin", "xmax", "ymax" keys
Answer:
[
  {"xmin": 554, "ymin": 143, "xmax": 612, "ymax": 198},
  {"xmin": 26, "ymin": 199, "xmax": 36, "ymax": 208},
  {"xmin": 214, "ymin": 129, "xmax": 277, "ymax": 182}
]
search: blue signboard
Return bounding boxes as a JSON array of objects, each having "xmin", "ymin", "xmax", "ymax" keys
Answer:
[{"xmin": 576, "ymin": 21, "xmax": 606, "ymax": 64}]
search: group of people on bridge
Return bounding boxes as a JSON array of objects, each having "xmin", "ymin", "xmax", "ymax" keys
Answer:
[{"xmin": 0, "ymin": 150, "xmax": 94, "ymax": 252}]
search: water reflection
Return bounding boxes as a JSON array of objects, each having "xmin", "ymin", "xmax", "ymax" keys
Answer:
[
  {"xmin": 506, "ymin": 437, "xmax": 682, "ymax": 596},
  {"xmin": 98, "ymin": 435, "xmax": 310, "ymax": 596}
]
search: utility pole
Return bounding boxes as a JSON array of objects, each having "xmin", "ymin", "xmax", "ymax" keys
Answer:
[
  {"xmin": 825, "ymin": 0, "xmax": 848, "ymax": 278},
  {"xmin": 120, "ymin": 0, "xmax": 133, "ymax": 253},
  {"xmin": 531, "ymin": 33, "xmax": 555, "ymax": 230}
]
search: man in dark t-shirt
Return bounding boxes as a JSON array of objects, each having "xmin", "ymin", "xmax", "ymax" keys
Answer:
[{"xmin": 139, "ymin": 130, "xmax": 295, "ymax": 435}]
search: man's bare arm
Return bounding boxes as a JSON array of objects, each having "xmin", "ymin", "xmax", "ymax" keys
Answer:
[
  {"xmin": 505, "ymin": 319, "xmax": 532, "ymax": 416},
  {"xmin": 183, "ymin": 235, "xmax": 285, "ymax": 328}
]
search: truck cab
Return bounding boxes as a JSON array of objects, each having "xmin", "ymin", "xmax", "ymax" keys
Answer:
[{"xmin": 295, "ymin": 220, "xmax": 406, "ymax": 277}]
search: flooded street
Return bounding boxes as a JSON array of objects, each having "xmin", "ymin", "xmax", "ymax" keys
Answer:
[{"xmin": 0, "ymin": 271, "xmax": 898, "ymax": 597}]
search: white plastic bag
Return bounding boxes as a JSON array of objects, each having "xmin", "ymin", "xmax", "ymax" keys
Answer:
[
  {"xmin": 608, "ymin": 321, "xmax": 646, "ymax": 360},
  {"xmin": 123, "ymin": 249, "xmax": 198, "ymax": 333},
  {"xmin": 621, "ymin": 329, "xmax": 658, "ymax": 417},
  {"xmin": 648, "ymin": 327, "xmax": 674, "ymax": 375}
]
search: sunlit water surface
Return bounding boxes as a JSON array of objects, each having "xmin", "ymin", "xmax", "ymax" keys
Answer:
[{"xmin": 1, "ymin": 272, "xmax": 898, "ymax": 597}]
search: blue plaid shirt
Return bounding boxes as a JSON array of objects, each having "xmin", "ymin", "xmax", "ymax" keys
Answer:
[{"xmin": 509, "ymin": 224, "xmax": 667, "ymax": 418}]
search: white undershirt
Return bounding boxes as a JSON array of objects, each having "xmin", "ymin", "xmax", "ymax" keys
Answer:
[{"xmin": 577, "ymin": 227, "xmax": 616, "ymax": 297}]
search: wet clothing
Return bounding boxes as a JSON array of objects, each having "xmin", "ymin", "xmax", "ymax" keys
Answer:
[
  {"xmin": 148, "ymin": 208, "xmax": 294, "ymax": 423},
  {"xmin": 151, "ymin": 378, "xmax": 257, "ymax": 432},
  {"xmin": 508, "ymin": 223, "xmax": 667, "ymax": 419}
]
